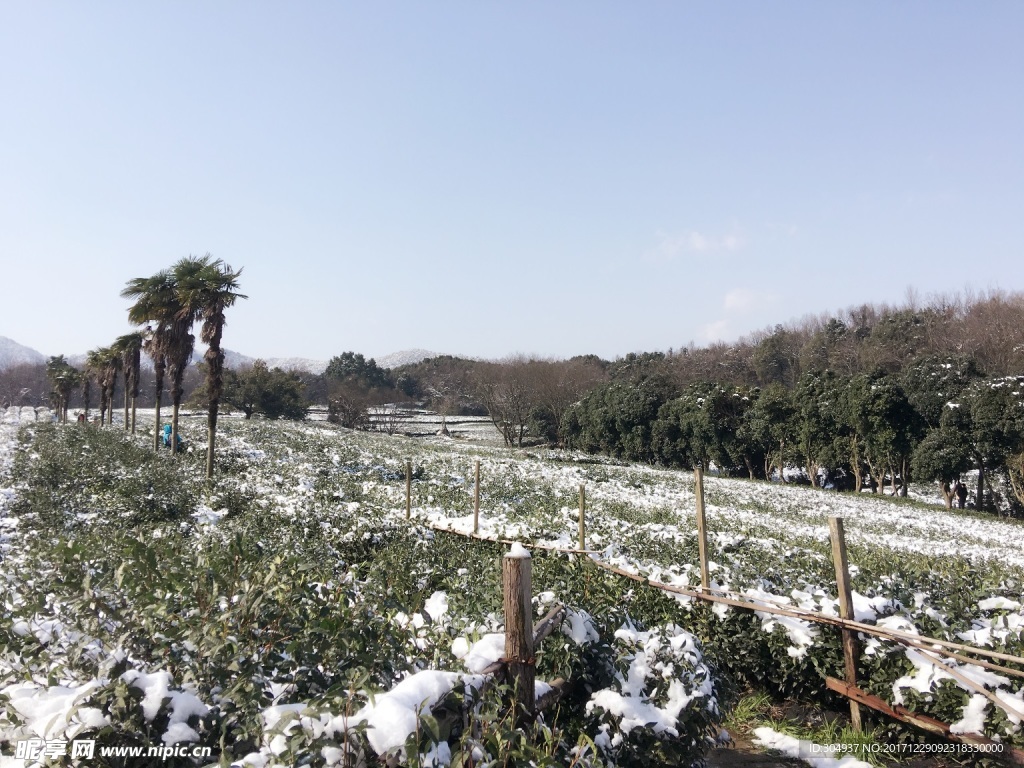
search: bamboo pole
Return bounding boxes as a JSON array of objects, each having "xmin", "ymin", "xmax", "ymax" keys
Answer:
[
  {"xmin": 670, "ymin": 571, "xmax": 1024, "ymax": 668},
  {"xmin": 825, "ymin": 677, "xmax": 1024, "ymax": 765},
  {"xmin": 829, "ymin": 516, "xmax": 862, "ymax": 731},
  {"xmin": 591, "ymin": 559, "xmax": 1024, "ymax": 672},
  {"xmin": 503, "ymin": 545, "xmax": 534, "ymax": 721},
  {"xmin": 532, "ymin": 603, "xmax": 566, "ymax": 646},
  {"xmin": 405, "ymin": 460, "xmax": 412, "ymax": 520},
  {"xmin": 578, "ymin": 484, "xmax": 586, "ymax": 552},
  {"xmin": 695, "ymin": 466, "xmax": 711, "ymax": 592},
  {"xmin": 474, "ymin": 460, "xmax": 481, "ymax": 534},
  {"xmin": 909, "ymin": 644, "xmax": 1024, "ymax": 723}
]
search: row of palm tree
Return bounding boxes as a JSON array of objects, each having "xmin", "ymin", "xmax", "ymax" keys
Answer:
[
  {"xmin": 121, "ymin": 255, "xmax": 245, "ymax": 479},
  {"xmin": 117, "ymin": 332, "xmax": 144, "ymax": 431},
  {"xmin": 45, "ymin": 355, "xmax": 79, "ymax": 423},
  {"xmin": 81, "ymin": 333, "xmax": 147, "ymax": 430},
  {"xmin": 85, "ymin": 346, "xmax": 117, "ymax": 427},
  {"xmin": 45, "ymin": 255, "xmax": 244, "ymax": 479}
]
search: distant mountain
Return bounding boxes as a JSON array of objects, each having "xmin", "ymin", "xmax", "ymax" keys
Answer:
[
  {"xmin": 221, "ymin": 349, "xmax": 255, "ymax": 369},
  {"xmin": 222, "ymin": 351, "xmax": 436, "ymax": 374},
  {"xmin": 0, "ymin": 336, "xmax": 434, "ymax": 377},
  {"xmin": 377, "ymin": 349, "xmax": 438, "ymax": 369},
  {"xmin": 213, "ymin": 350, "xmax": 327, "ymax": 374},
  {"xmin": 0, "ymin": 336, "xmax": 46, "ymax": 370},
  {"xmin": 171, "ymin": 349, "xmax": 328, "ymax": 375},
  {"xmin": 263, "ymin": 357, "xmax": 329, "ymax": 375}
]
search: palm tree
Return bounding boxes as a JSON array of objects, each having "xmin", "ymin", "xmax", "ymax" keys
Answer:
[
  {"xmin": 81, "ymin": 368, "xmax": 92, "ymax": 422},
  {"xmin": 85, "ymin": 349, "xmax": 103, "ymax": 425},
  {"xmin": 174, "ymin": 255, "xmax": 246, "ymax": 478},
  {"xmin": 122, "ymin": 271, "xmax": 180, "ymax": 450},
  {"xmin": 103, "ymin": 350, "xmax": 122, "ymax": 426},
  {"xmin": 164, "ymin": 313, "xmax": 195, "ymax": 454},
  {"xmin": 86, "ymin": 348, "xmax": 116, "ymax": 427},
  {"xmin": 114, "ymin": 332, "xmax": 145, "ymax": 433},
  {"xmin": 45, "ymin": 355, "xmax": 79, "ymax": 423}
]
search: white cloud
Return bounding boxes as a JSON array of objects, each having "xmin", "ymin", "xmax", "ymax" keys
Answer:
[
  {"xmin": 722, "ymin": 287, "xmax": 777, "ymax": 314},
  {"xmin": 647, "ymin": 229, "xmax": 744, "ymax": 263},
  {"xmin": 698, "ymin": 319, "xmax": 731, "ymax": 343},
  {"xmin": 723, "ymin": 288, "xmax": 755, "ymax": 312},
  {"xmin": 699, "ymin": 288, "xmax": 777, "ymax": 344}
]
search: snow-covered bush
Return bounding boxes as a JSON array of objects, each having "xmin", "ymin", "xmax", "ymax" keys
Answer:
[
  {"xmin": 3, "ymin": 415, "xmax": 1024, "ymax": 763},
  {"xmin": 586, "ymin": 622, "xmax": 721, "ymax": 766}
]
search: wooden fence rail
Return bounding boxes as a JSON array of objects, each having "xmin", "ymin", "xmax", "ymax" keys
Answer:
[{"xmin": 402, "ymin": 464, "xmax": 1024, "ymax": 759}]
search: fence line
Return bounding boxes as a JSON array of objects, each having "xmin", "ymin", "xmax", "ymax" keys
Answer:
[
  {"xmin": 402, "ymin": 460, "xmax": 1024, "ymax": 749},
  {"xmin": 423, "ymin": 519, "xmax": 1024, "ymax": 674},
  {"xmin": 593, "ymin": 559, "xmax": 1024, "ymax": 677}
]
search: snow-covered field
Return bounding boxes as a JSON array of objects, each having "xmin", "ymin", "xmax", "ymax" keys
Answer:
[{"xmin": 1, "ymin": 408, "xmax": 1023, "ymax": 765}]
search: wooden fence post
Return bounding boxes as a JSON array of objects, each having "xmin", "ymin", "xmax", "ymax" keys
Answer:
[
  {"xmin": 829, "ymin": 516, "xmax": 862, "ymax": 731},
  {"xmin": 405, "ymin": 460, "xmax": 412, "ymax": 521},
  {"xmin": 578, "ymin": 484, "xmax": 586, "ymax": 552},
  {"xmin": 503, "ymin": 544, "xmax": 534, "ymax": 720},
  {"xmin": 474, "ymin": 460, "xmax": 481, "ymax": 534},
  {"xmin": 695, "ymin": 466, "xmax": 711, "ymax": 592}
]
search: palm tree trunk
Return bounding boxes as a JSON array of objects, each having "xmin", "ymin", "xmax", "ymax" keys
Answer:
[
  {"xmin": 123, "ymin": 375, "xmax": 129, "ymax": 431},
  {"xmin": 153, "ymin": 360, "xmax": 165, "ymax": 450},
  {"xmin": 172, "ymin": 403, "xmax": 180, "ymax": 455},
  {"xmin": 206, "ymin": 404, "xmax": 218, "ymax": 479},
  {"xmin": 154, "ymin": 395, "xmax": 162, "ymax": 449},
  {"xmin": 204, "ymin": 319, "xmax": 227, "ymax": 480}
]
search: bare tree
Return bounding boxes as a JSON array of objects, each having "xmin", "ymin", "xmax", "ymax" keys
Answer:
[
  {"xmin": 419, "ymin": 356, "xmax": 479, "ymax": 433},
  {"xmin": 0, "ymin": 364, "xmax": 48, "ymax": 413},
  {"xmin": 476, "ymin": 357, "xmax": 535, "ymax": 447},
  {"xmin": 373, "ymin": 401, "xmax": 403, "ymax": 435},
  {"xmin": 526, "ymin": 357, "xmax": 607, "ymax": 445},
  {"xmin": 327, "ymin": 385, "xmax": 370, "ymax": 429}
]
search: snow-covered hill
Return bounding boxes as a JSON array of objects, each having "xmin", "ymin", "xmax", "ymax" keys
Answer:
[
  {"xmin": 377, "ymin": 349, "xmax": 439, "ymax": 369},
  {"xmin": 0, "ymin": 336, "xmax": 45, "ymax": 370},
  {"xmin": 0, "ymin": 336, "xmax": 436, "ymax": 376},
  {"xmin": 262, "ymin": 357, "xmax": 329, "ymax": 374}
]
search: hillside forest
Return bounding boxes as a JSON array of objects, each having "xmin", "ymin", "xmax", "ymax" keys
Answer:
[{"xmin": 3, "ymin": 289, "xmax": 1024, "ymax": 514}]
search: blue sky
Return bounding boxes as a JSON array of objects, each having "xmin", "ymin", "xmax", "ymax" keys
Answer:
[{"xmin": 2, "ymin": 3, "xmax": 1021, "ymax": 362}]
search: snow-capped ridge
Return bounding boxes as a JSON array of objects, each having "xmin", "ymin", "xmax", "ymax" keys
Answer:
[
  {"xmin": 377, "ymin": 349, "xmax": 439, "ymax": 369},
  {"xmin": 0, "ymin": 336, "xmax": 46, "ymax": 371}
]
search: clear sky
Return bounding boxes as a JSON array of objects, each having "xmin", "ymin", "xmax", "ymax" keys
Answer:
[{"xmin": 2, "ymin": 3, "xmax": 1021, "ymax": 363}]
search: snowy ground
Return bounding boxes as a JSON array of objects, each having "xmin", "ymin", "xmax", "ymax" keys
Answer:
[{"xmin": 2, "ymin": 408, "xmax": 1024, "ymax": 765}]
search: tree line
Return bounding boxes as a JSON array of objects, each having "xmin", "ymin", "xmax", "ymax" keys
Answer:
[
  {"xmin": 386, "ymin": 290, "xmax": 1024, "ymax": 513},
  {"xmin": 5, "ymin": 287, "xmax": 1024, "ymax": 509},
  {"xmin": 548, "ymin": 290, "xmax": 1024, "ymax": 514}
]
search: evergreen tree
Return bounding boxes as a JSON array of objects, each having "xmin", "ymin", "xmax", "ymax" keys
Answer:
[
  {"xmin": 740, "ymin": 384, "xmax": 797, "ymax": 481},
  {"xmin": 222, "ymin": 361, "xmax": 305, "ymax": 421}
]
